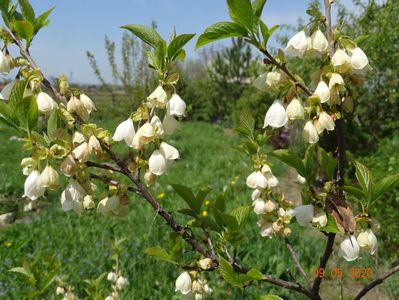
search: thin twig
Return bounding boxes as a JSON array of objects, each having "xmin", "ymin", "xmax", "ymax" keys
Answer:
[
  {"xmin": 89, "ymin": 172, "xmax": 139, "ymax": 194},
  {"xmin": 86, "ymin": 161, "xmax": 123, "ymax": 173},
  {"xmin": 285, "ymin": 238, "xmax": 310, "ymax": 285},
  {"xmin": 354, "ymin": 264, "xmax": 399, "ymax": 300}
]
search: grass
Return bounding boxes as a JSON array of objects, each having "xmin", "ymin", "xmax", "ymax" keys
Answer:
[{"xmin": 0, "ymin": 114, "xmax": 398, "ymax": 299}]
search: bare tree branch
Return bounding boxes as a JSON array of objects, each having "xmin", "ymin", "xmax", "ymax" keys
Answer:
[
  {"xmin": 285, "ymin": 238, "xmax": 310, "ymax": 285},
  {"xmin": 86, "ymin": 161, "xmax": 123, "ymax": 173},
  {"xmin": 354, "ymin": 264, "xmax": 399, "ymax": 300}
]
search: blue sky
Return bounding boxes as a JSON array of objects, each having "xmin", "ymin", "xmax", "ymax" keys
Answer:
[{"xmin": 2, "ymin": 0, "xmax": 354, "ymax": 84}]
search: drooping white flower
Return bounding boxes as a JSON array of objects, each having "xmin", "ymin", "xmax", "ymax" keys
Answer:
[
  {"xmin": 175, "ymin": 271, "xmax": 192, "ymax": 295},
  {"xmin": 107, "ymin": 272, "xmax": 118, "ymax": 282},
  {"xmin": 23, "ymin": 170, "xmax": 45, "ymax": 200},
  {"xmin": 150, "ymin": 115, "xmax": 165, "ymax": 137},
  {"xmin": 116, "ymin": 276, "xmax": 129, "ymax": 290},
  {"xmin": 112, "ymin": 118, "xmax": 135, "ymax": 146},
  {"xmin": 60, "ymin": 180, "xmax": 87, "ymax": 214},
  {"xmin": 79, "ymin": 94, "xmax": 96, "ymax": 114},
  {"xmin": 297, "ymin": 174, "xmax": 306, "ymax": 184},
  {"xmin": 266, "ymin": 70, "xmax": 283, "ymax": 87},
  {"xmin": 72, "ymin": 142, "xmax": 90, "ymax": 162},
  {"xmin": 67, "ymin": 96, "xmax": 88, "ymax": 120},
  {"xmin": 286, "ymin": 98, "xmax": 304, "ymax": 120},
  {"xmin": 316, "ymin": 111, "xmax": 335, "ymax": 134},
  {"xmin": 339, "ymin": 235, "xmax": 360, "ymax": 261},
  {"xmin": 329, "ymin": 73, "xmax": 345, "ymax": 89},
  {"xmin": 357, "ymin": 229, "xmax": 378, "ymax": 255},
  {"xmin": 350, "ymin": 47, "xmax": 371, "ymax": 73},
  {"xmin": 312, "ymin": 212, "xmax": 328, "ymax": 227},
  {"xmin": 88, "ymin": 135, "xmax": 101, "ymax": 154},
  {"xmin": 302, "ymin": 121, "xmax": 319, "ymax": 144},
  {"xmin": 251, "ymin": 189, "xmax": 262, "ymax": 201},
  {"xmin": 168, "ymin": 94, "xmax": 186, "ymax": 117},
  {"xmin": 198, "ymin": 258, "xmax": 212, "ymax": 270},
  {"xmin": 310, "ymin": 29, "xmax": 329, "ymax": 53},
  {"xmin": 147, "ymin": 85, "xmax": 168, "ymax": 108},
  {"xmin": 246, "ymin": 171, "xmax": 268, "ymax": 189},
  {"xmin": 163, "ymin": 114, "xmax": 180, "ymax": 135},
  {"xmin": 160, "ymin": 142, "xmax": 179, "ymax": 160},
  {"xmin": 258, "ymin": 219, "xmax": 274, "ymax": 238},
  {"xmin": 55, "ymin": 287, "xmax": 65, "ymax": 295},
  {"xmin": 104, "ymin": 296, "xmax": 114, "ymax": 300},
  {"xmin": 265, "ymin": 174, "xmax": 279, "ymax": 187},
  {"xmin": 132, "ymin": 122, "xmax": 154, "ymax": 149},
  {"xmin": 40, "ymin": 165, "xmax": 60, "ymax": 190},
  {"xmin": 293, "ymin": 204, "xmax": 314, "ymax": 226},
  {"xmin": 72, "ymin": 132, "xmax": 86, "ymax": 145},
  {"xmin": 313, "ymin": 80, "xmax": 330, "ymax": 103},
  {"xmin": 97, "ymin": 195, "xmax": 120, "ymax": 215},
  {"xmin": 21, "ymin": 157, "xmax": 37, "ymax": 176},
  {"xmin": 83, "ymin": 195, "xmax": 95, "ymax": 209},
  {"xmin": 286, "ymin": 31, "xmax": 309, "ymax": 56},
  {"xmin": 144, "ymin": 170, "xmax": 157, "ymax": 186},
  {"xmin": 0, "ymin": 51, "xmax": 10, "ymax": 74},
  {"xmin": 253, "ymin": 199, "xmax": 267, "ymax": 215},
  {"xmin": 263, "ymin": 100, "xmax": 288, "ymax": 128},
  {"xmin": 36, "ymin": 92, "xmax": 58, "ymax": 115},
  {"xmin": 148, "ymin": 149, "xmax": 168, "ymax": 176},
  {"xmin": 331, "ymin": 49, "xmax": 351, "ymax": 73},
  {"xmin": 60, "ymin": 154, "xmax": 78, "ymax": 177}
]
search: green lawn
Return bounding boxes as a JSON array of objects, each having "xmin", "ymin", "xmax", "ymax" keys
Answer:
[{"xmin": 0, "ymin": 120, "xmax": 397, "ymax": 299}]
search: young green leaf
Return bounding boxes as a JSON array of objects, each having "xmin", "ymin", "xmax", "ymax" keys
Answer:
[
  {"xmin": 342, "ymin": 185, "xmax": 366, "ymax": 201},
  {"xmin": 259, "ymin": 295, "xmax": 284, "ymax": 300},
  {"xmin": 35, "ymin": 7, "xmax": 55, "ymax": 33},
  {"xmin": 144, "ymin": 247, "xmax": 178, "ymax": 265},
  {"xmin": 227, "ymin": 0, "xmax": 254, "ymax": 31},
  {"xmin": 171, "ymin": 184, "xmax": 201, "ymax": 213},
  {"xmin": 18, "ymin": 0, "xmax": 35, "ymax": 23},
  {"xmin": 246, "ymin": 268, "xmax": 264, "ymax": 280},
  {"xmin": 373, "ymin": 174, "xmax": 399, "ymax": 202},
  {"xmin": 219, "ymin": 256, "xmax": 250, "ymax": 287},
  {"xmin": 354, "ymin": 161, "xmax": 372, "ymax": 195},
  {"xmin": 271, "ymin": 149, "xmax": 306, "ymax": 176},
  {"xmin": 252, "ymin": 0, "xmax": 267, "ymax": 25},
  {"xmin": 13, "ymin": 20, "xmax": 34, "ymax": 42},
  {"xmin": 167, "ymin": 33, "xmax": 195, "ymax": 62},
  {"xmin": 15, "ymin": 95, "xmax": 38, "ymax": 132},
  {"xmin": 121, "ymin": 24, "xmax": 163, "ymax": 49},
  {"xmin": 196, "ymin": 22, "xmax": 248, "ymax": 48},
  {"xmin": 230, "ymin": 205, "xmax": 252, "ymax": 226}
]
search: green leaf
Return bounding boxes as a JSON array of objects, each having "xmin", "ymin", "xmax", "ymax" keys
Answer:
[
  {"xmin": 121, "ymin": 24, "xmax": 163, "ymax": 49},
  {"xmin": 306, "ymin": 8, "xmax": 322, "ymax": 19},
  {"xmin": 237, "ymin": 108, "xmax": 255, "ymax": 137},
  {"xmin": 9, "ymin": 79, "xmax": 28, "ymax": 108},
  {"xmin": 373, "ymin": 174, "xmax": 399, "ymax": 202},
  {"xmin": 222, "ymin": 213, "xmax": 239, "ymax": 231},
  {"xmin": 252, "ymin": 0, "xmax": 267, "ymax": 24},
  {"xmin": 177, "ymin": 208, "xmax": 197, "ymax": 218},
  {"xmin": 144, "ymin": 247, "xmax": 178, "ymax": 265},
  {"xmin": 354, "ymin": 161, "xmax": 372, "ymax": 194},
  {"xmin": 342, "ymin": 185, "xmax": 366, "ymax": 200},
  {"xmin": 196, "ymin": 188, "xmax": 211, "ymax": 204},
  {"xmin": 227, "ymin": 0, "xmax": 253, "ymax": 31},
  {"xmin": 18, "ymin": 0, "xmax": 35, "ymax": 23},
  {"xmin": 9, "ymin": 267, "xmax": 36, "ymax": 284},
  {"xmin": 0, "ymin": 100, "xmax": 17, "ymax": 128},
  {"xmin": 230, "ymin": 206, "xmax": 252, "ymax": 226},
  {"xmin": 196, "ymin": 22, "xmax": 248, "ymax": 48},
  {"xmin": 259, "ymin": 295, "xmax": 284, "ymax": 300},
  {"xmin": 35, "ymin": 7, "xmax": 55, "ymax": 32},
  {"xmin": 317, "ymin": 146, "xmax": 337, "ymax": 179},
  {"xmin": 15, "ymin": 95, "xmax": 38, "ymax": 132},
  {"xmin": 47, "ymin": 108, "xmax": 58, "ymax": 139},
  {"xmin": 322, "ymin": 214, "xmax": 340, "ymax": 234},
  {"xmin": 171, "ymin": 184, "xmax": 201, "ymax": 213},
  {"xmin": 154, "ymin": 40, "xmax": 167, "ymax": 72},
  {"xmin": 271, "ymin": 149, "xmax": 305, "ymax": 176},
  {"xmin": 167, "ymin": 33, "xmax": 195, "ymax": 62},
  {"xmin": 246, "ymin": 268, "xmax": 264, "ymax": 280},
  {"xmin": 13, "ymin": 20, "xmax": 34, "ymax": 42},
  {"xmin": 219, "ymin": 256, "xmax": 250, "ymax": 287}
]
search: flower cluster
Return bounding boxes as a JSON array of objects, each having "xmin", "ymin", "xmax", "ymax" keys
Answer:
[
  {"xmin": 105, "ymin": 271, "xmax": 129, "ymax": 300},
  {"xmin": 175, "ymin": 270, "xmax": 213, "ymax": 299},
  {"xmin": 339, "ymin": 228, "xmax": 378, "ymax": 261}
]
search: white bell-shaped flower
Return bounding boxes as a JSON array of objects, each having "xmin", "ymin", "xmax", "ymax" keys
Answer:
[
  {"xmin": 357, "ymin": 229, "xmax": 377, "ymax": 255},
  {"xmin": 60, "ymin": 154, "xmax": 78, "ymax": 177},
  {"xmin": 312, "ymin": 212, "xmax": 328, "ymax": 227},
  {"xmin": 88, "ymin": 135, "xmax": 101, "ymax": 154},
  {"xmin": 36, "ymin": 92, "xmax": 58, "ymax": 115},
  {"xmin": 61, "ymin": 180, "xmax": 87, "ymax": 214},
  {"xmin": 132, "ymin": 122, "xmax": 154, "ymax": 149},
  {"xmin": 79, "ymin": 94, "xmax": 96, "ymax": 114},
  {"xmin": 168, "ymin": 94, "xmax": 186, "ymax": 117},
  {"xmin": 24, "ymin": 170, "xmax": 45, "ymax": 200},
  {"xmin": 329, "ymin": 73, "xmax": 345, "ymax": 89},
  {"xmin": 350, "ymin": 47, "xmax": 371, "ymax": 73},
  {"xmin": 331, "ymin": 49, "xmax": 351, "ymax": 73},
  {"xmin": 83, "ymin": 195, "xmax": 95, "ymax": 209},
  {"xmin": 251, "ymin": 189, "xmax": 262, "ymax": 201},
  {"xmin": 149, "ymin": 149, "xmax": 168, "ymax": 176},
  {"xmin": 297, "ymin": 174, "xmax": 306, "ymax": 184},
  {"xmin": 316, "ymin": 111, "xmax": 335, "ymax": 134},
  {"xmin": 253, "ymin": 199, "xmax": 267, "ymax": 215},
  {"xmin": 175, "ymin": 271, "xmax": 192, "ymax": 295},
  {"xmin": 163, "ymin": 114, "xmax": 180, "ymax": 135},
  {"xmin": 72, "ymin": 132, "xmax": 85, "ymax": 144},
  {"xmin": 303, "ymin": 121, "xmax": 319, "ymax": 144},
  {"xmin": 67, "ymin": 96, "xmax": 88, "ymax": 120},
  {"xmin": 160, "ymin": 142, "xmax": 179, "ymax": 160},
  {"xmin": 286, "ymin": 98, "xmax": 304, "ymax": 120},
  {"xmin": 314, "ymin": 80, "xmax": 330, "ymax": 103},
  {"xmin": 21, "ymin": 157, "xmax": 37, "ymax": 176},
  {"xmin": 339, "ymin": 235, "xmax": 360, "ymax": 261},
  {"xmin": 147, "ymin": 85, "xmax": 168, "ymax": 108},
  {"xmin": 310, "ymin": 29, "xmax": 328, "ymax": 53},
  {"xmin": 40, "ymin": 165, "xmax": 60, "ymax": 190},
  {"xmin": 246, "ymin": 171, "xmax": 268, "ymax": 189},
  {"xmin": 113, "ymin": 118, "xmax": 135, "ymax": 147},
  {"xmin": 258, "ymin": 219, "xmax": 274, "ymax": 238},
  {"xmin": 265, "ymin": 173, "xmax": 279, "ymax": 187},
  {"xmin": 263, "ymin": 100, "xmax": 288, "ymax": 128},
  {"xmin": 266, "ymin": 70, "xmax": 283, "ymax": 87},
  {"xmin": 150, "ymin": 115, "xmax": 165, "ymax": 137},
  {"xmin": 0, "ymin": 51, "xmax": 10, "ymax": 74},
  {"xmin": 97, "ymin": 195, "xmax": 120, "ymax": 215},
  {"xmin": 72, "ymin": 142, "xmax": 90, "ymax": 162},
  {"xmin": 293, "ymin": 204, "xmax": 314, "ymax": 226},
  {"xmin": 107, "ymin": 272, "xmax": 118, "ymax": 282},
  {"xmin": 286, "ymin": 31, "xmax": 309, "ymax": 56},
  {"xmin": 116, "ymin": 276, "xmax": 129, "ymax": 290}
]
